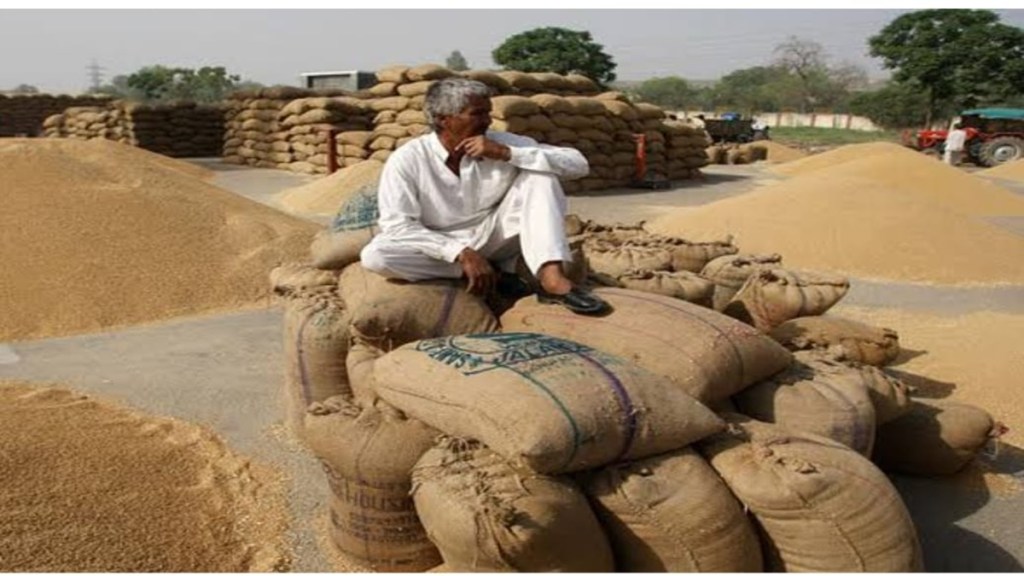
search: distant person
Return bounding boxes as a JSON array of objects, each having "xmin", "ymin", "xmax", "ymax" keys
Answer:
[
  {"xmin": 751, "ymin": 116, "xmax": 770, "ymax": 140},
  {"xmin": 359, "ymin": 77, "xmax": 609, "ymax": 315},
  {"xmin": 944, "ymin": 122, "xmax": 967, "ymax": 166}
]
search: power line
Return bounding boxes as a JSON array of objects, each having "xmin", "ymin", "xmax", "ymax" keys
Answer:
[{"xmin": 86, "ymin": 59, "xmax": 105, "ymax": 91}]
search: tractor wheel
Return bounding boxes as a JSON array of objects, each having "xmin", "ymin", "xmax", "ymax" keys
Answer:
[{"xmin": 978, "ymin": 136, "xmax": 1024, "ymax": 167}]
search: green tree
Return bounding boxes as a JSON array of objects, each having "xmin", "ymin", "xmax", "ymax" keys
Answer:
[
  {"xmin": 124, "ymin": 65, "xmax": 242, "ymax": 102},
  {"xmin": 11, "ymin": 84, "xmax": 39, "ymax": 94},
  {"xmin": 634, "ymin": 76, "xmax": 698, "ymax": 109},
  {"xmin": 848, "ymin": 81, "xmax": 932, "ymax": 129},
  {"xmin": 492, "ymin": 27, "xmax": 617, "ymax": 85},
  {"xmin": 711, "ymin": 66, "xmax": 790, "ymax": 113},
  {"xmin": 868, "ymin": 9, "xmax": 1024, "ymax": 125},
  {"xmin": 446, "ymin": 50, "xmax": 470, "ymax": 71},
  {"xmin": 773, "ymin": 36, "xmax": 868, "ymax": 112}
]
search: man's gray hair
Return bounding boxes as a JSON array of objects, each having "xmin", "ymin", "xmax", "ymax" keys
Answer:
[{"xmin": 423, "ymin": 78, "xmax": 492, "ymax": 131}]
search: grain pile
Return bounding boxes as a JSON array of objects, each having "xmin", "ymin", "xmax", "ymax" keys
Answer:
[
  {"xmin": 760, "ymin": 140, "xmax": 807, "ymax": 163},
  {"xmin": 831, "ymin": 306, "xmax": 1022, "ymax": 448},
  {"xmin": 648, "ymin": 142, "xmax": 1024, "ymax": 284},
  {"xmin": 0, "ymin": 381, "xmax": 290, "ymax": 572},
  {"xmin": 980, "ymin": 159, "xmax": 1024, "ymax": 183},
  {"xmin": 43, "ymin": 101, "xmax": 225, "ymax": 158},
  {"xmin": 0, "ymin": 93, "xmax": 112, "ymax": 136},
  {"xmin": 277, "ymin": 160, "xmax": 384, "ymax": 217},
  {"xmin": 0, "ymin": 138, "xmax": 319, "ymax": 342}
]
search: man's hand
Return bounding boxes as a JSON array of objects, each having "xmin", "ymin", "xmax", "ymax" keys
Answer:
[
  {"xmin": 456, "ymin": 136, "xmax": 511, "ymax": 161},
  {"xmin": 457, "ymin": 247, "xmax": 497, "ymax": 295}
]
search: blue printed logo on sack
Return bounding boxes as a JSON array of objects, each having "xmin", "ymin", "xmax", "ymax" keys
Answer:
[
  {"xmin": 330, "ymin": 183, "xmax": 379, "ymax": 232},
  {"xmin": 415, "ymin": 333, "xmax": 595, "ymax": 375}
]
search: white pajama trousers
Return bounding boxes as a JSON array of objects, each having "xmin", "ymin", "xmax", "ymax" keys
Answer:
[{"xmin": 360, "ymin": 171, "xmax": 572, "ymax": 281}]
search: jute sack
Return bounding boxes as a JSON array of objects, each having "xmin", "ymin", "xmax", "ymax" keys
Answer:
[
  {"xmin": 489, "ymin": 95, "xmax": 540, "ymax": 119},
  {"xmin": 581, "ymin": 447, "xmax": 763, "ymax": 572},
  {"xmin": 500, "ymin": 288, "xmax": 793, "ymax": 404},
  {"xmin": 723, "ymin": 268, "xmax": 851, "ymax": 332},
  {"xmin": 269, "ymin": 262, "xmax": 341, "ymax": 297},
  {"xmin": 337, "ymin": 263, "xmax": 499, "ymax": 350},
  {"xmin": 628, "ymin": 235, "xmax": 739, "ymax": 273},
  {"xmin": 372, "ymin": 332, "xmax": 724, "ymax": 474},
  {"xmin": 793, "ymin": 350, "xmax": 911, "ymax": 425},
  {"xmin": 304, "ymin": 396, "xmax": 442, "ymax": 572},
  {"xmin": 281, "ymin": 287, "xmax": 351, "ymax": 437},
  {"xmin": 872, "ymin": 399, "xmax": 1001, "ymax": 476},
  {"xmin": 411, "ymin": 438, "xmax": 614, "ymax": 572},
  {"xmin": 698, "ymin": 414, "xmax": 923, "ymax": 572},
  {"xmin": 769, "ymin": 315, "xmax": 901, "ymax": 367},
  {"xmin": 310, "ymin": 182, "xmax": 380, "ymax": 270},
  {"xmin": 733, "ymin": 356, "xmax": 877, "ymax": 456},
  {"xmin": 701, "ymin": 253, "xmax": 783, "ymax": 311},
  {"xmin": 584, "ymin": 242, "xmax": 673, "ymax": 280},
  {"xmin": 615, "ymin": 269, "xmax": 714, "ymax": 306}
]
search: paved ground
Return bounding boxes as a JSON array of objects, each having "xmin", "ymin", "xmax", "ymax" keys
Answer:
[{"xmin": 2, "ymin": 159, "xmax": 1023, "ymax": 571}]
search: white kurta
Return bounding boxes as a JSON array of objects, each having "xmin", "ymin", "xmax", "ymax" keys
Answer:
[{"xmin": 361, "ymin": 130, "xmax": 589, "ymax": 281}]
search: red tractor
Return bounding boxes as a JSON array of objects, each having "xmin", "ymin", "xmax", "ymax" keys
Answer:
[{"xmin": 904, "ymin": 108, "xmax": 1024, "ymax": 167}]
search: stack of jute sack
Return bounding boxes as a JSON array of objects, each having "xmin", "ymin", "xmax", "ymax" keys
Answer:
[
  {"xmin": 270, "ymin": 211, "xmax": 1000, "ymax": 571},
  {"xmin": 706, "ymin": 142, "xmax": 769, "ymax": 165},
  {"xmin": 121, "ymin": 101, "xmax": 224, "ymax": 157},
  {"xmin": 333, "ymin": 64, "xmax": 706, "ymax": 191},
  {"xmin": 276, "ymin": 96, "xmax": 374, "ymax": 174},
  {"xmin": 221, "ymin": 86, "xmax": 357, "ymax": 170},
  {"xmin": 0, "ymin": 93, "xmax": 112, "ymax": 136},
  {"xmin": 42, "ymin": 101, "xmax": 226, "ymax": 158},
  {"xmin": 42, "ymin": 106, "xmax": 125, "ymax": 141}
]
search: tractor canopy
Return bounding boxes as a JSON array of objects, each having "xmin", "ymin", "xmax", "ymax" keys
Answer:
[{"xmin": 960, "ymin": 108, "xmax": 1024, "ymax": 120}]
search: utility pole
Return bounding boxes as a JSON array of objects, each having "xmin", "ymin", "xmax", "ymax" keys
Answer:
[{"xmin": 86, "ymin": 59, "xmax": 105, "ymax": 92}]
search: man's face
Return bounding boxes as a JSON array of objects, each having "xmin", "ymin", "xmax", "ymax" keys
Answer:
[{"xmin": 442, "ymin": 95, "xmax": 492, "ymax": 141}]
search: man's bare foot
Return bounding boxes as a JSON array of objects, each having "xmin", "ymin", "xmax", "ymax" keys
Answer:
[{"xmin": 537, "ymin": 262, "xmax": 573, "ymax": 295}]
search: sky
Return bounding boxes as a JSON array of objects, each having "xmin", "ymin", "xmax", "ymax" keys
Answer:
[{"xmin": 2, "ymin": 8, "xmax": 1023, "ymax": 94}]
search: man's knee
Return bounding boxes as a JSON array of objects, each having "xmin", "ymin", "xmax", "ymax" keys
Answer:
[{"xmin": 359, "ymin": 241, "xmax": 391, "ymax": 275}]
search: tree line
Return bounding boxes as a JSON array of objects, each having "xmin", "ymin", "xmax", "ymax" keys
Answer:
[{"xmin": 11, "ymin": 9, "xmax": 1018, "ymax": 130}]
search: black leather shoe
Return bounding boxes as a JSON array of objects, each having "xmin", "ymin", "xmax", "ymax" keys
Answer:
[
  {"xmin": 537, "ymin": 287, "xmax": 612, "ymax": 316},
  {"xmin": 496, "ymin": 272, "xmax": 534, "ymax": 300}
]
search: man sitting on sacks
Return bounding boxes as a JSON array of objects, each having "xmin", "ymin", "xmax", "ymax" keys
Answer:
[{"xmin": 360, "ymin": 77, "xmax": 609, "ymax": 315}]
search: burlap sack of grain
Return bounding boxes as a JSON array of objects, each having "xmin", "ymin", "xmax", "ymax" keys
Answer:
[
  {"xmin": 458, "ymin": 70, "xmax": 511, "ymax": 93},
  {"xmin": 490, "ymin": 95, "xmax": 540, "ymax": 119},
  {"xmin": 337, "ymin": 263, "xmax": 499, "ymax": 349},
  {"xmin": 584, "ymin": 243, "xmax": 673, "ymax": 280},
  {"xmin": 339, "ymin": 130, "xmax": 374, "ymax": 147},
  {"xmin": 576, "ymin": 220, "xmax": 648, "ymax": 244},
  {"xmin": 615, "ymin": 269, "xmax": 715, "ymax": 305},
  {"xmin": 376, "ymin": 65, "xmax": 410, "ymax": 84},
  {"xmin": 368, "ymin": 82, "xmax": 398, "ymax": 97},
  {"xmin": 769, "ymin": 315, "xmax": 901, "ymax": 367},
  {"xmin": 345, "ymin": 330, "xmax": 387, "ymax": 403},
  {"xmin": 724, "ymin": 268, "xmax": 851, "ymax": 332},
  {"xmin": 734, "ymin": 356, "xmax": 877, "ymax": 456},
  {"xmin": 705, "ymin": 145, "xmax": 727, "ymax": 164},
  {"xmin": 411, "ymin": 437, "xmax": 614, "ymax": 571},
  {"xmin": 581, "ymin": 447, "xmax": 763, "ymax": 572},
  {"xmin": 372, "ymin": 123, "xmax": 409, "ymax": 139},
  {"xmin": 698, "ymin": 414, "xmax": 923, "ymax": 572},
  {"xmin": 310, "ymin": 184, "xmax": 380, "ymax": 270},
  {"xmin": 792, "ymin": 350, "xmax": 911, "ymax": 425},
  {"xmin": 406, "ymin": 64, "xmax": 454, "ymax": 82},
  {"xmin": 727, "ymin": 147, "xmax": 752, "ymax": 165},
  {"xmin": 304, "ymin": 395, "xmax": 442, "ymax": 572},
  {"xmin": 529, "ymin": 93, "xmax": 573, "ymax": 114},
  {"xmin": 872, "ymin": 399, "xmax": 1001, "ymax": 476},
  {"xmin": 564, "ymin": 73, "xmax": 600, "ymax": 94},
  {"xmin": 633, "ymin": 235, "xmax": 740, "ymax": 273},
  {"xmin": 372, "ymin": 332, "xmax": 724, "ymax": 474},
  {"xmin": 495, "ymin": 70, "xmax": 544, "ymax": 93},
  {"xmin": 270, "ymin": 262, "xmax": 340, "ymax": 297},
  {"xmin": 702, "ymin": 253, "xmax": 784, "ymax": 311},
  {"xmin": 281, "ymin": 287, "xmax": 351, "ymax": 436},
  {"xmin": 370, "ymin": 96, "xmax": 411, "ymax": 113},
  {"xmin": 500, "ymin": 288, "xmax": 793, "ymax": 404},
  {"xmin": 397, "ymin": 81, "xmax": 435, "ymax": 97}
]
